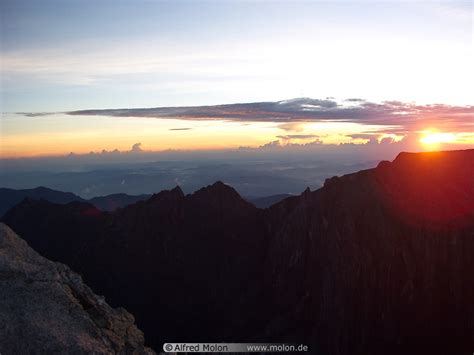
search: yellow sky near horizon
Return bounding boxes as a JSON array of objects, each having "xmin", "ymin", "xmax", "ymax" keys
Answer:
[{"xmin": 1, "ymin": 113, "xmax": 473, "ymax": 158}]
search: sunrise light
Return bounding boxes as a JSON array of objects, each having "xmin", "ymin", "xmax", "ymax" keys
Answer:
[{"xmin": 420, "ymin": 132, "xmax": 457, "ymax": 145}]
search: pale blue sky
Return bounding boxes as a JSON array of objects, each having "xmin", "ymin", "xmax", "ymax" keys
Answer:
[{"xmin": 1, "ymin": 0, "xmax": 472, "ymax": 112}]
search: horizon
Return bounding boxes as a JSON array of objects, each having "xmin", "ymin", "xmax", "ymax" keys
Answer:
[{"xmin": 2, "ymin": 96, "xmax": 474, "ymax": 158}]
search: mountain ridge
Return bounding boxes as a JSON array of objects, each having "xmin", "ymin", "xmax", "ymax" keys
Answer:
[
  {"xmin": 0, "ymin": 184, "xmax": 293, "ymax": 216},
  {"xmin": 0, "ymin": 186, "xmax": 152, "ymax": 215},
  {"xmin": 3, "ymin": 149, "xmax": 474, "ymax": 354}
]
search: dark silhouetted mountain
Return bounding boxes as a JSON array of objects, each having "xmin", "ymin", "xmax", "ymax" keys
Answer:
[
  {"xmin": 3, "ymin": 149, "xmax": 474, "ymax": 354},
  {"xmin": 0, "ymin": 186, "xmax": 151, "ymax": 216},
  {"xmin": 3, "ymin": 182, "xmax": 267, "ymax": 347},
  {"xmin": 247, "ymin": 193, "xmax": 293, "ymax": 208},
  {"xmin": 0, "ymin": 186, "xmax": 84, "ymax": 216},
  {"xmin": 89, "ymin": 193, "xmax": 151, "ymax": 211},
  {"xmin": 0, "ymin": 223, "xmax": 154, "ymax": 354}
]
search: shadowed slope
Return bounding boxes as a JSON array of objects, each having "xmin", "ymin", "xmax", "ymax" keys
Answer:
[{"xmin": 4, "ymin": 182, "xmax": 267, "ymax": 347}]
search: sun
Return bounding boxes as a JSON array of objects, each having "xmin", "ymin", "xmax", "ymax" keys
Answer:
[{"xmin": 420, "ymin": 131, "xmax": 456, "ymax": 145}]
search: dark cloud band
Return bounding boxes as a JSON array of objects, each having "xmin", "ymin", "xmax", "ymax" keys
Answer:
[{"xmin": 59, "ymin": 97, "xmax": 474, "ymax": 133}]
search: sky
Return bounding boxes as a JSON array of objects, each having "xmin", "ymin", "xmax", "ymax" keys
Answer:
[{"xmin": 0, "ymin": 0, "xmax": 473, "ymax": 158}]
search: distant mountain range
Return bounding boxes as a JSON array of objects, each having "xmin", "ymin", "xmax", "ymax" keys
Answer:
[
  {"xmin": 2, "ymin": 149, "xmax": 473, "ymax": 354},
  {"xmin": 0, "ymin": 186, "xmax": 83, "ymax": 216},
  {"xmin": 0, "ymin": 187, "xmax": 291, "ymax": 216},
  {"xmin": 0, "ymin": 187, "xmax": 151, "ymax": 215}
]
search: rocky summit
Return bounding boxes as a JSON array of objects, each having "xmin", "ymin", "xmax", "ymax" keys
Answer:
[{"xmin": 0, "ymin": 223, "xmax": 154, "ymax": 355}]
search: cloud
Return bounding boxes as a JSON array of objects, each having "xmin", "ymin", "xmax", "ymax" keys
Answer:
[
  {"xmin": 278, "ymin": 122, "xmax": 307, "ymax": 132},
  {"xmin": 259, "ymin": 140, "xmax": 281, "ymax": 149},
  {"xmin": 169, "ymin": 127, "xmax": 192, "ymax": 131},
  {"xmin": 344, "ymin": 98, "xmax": 366, "ymax": 102},
  {"xmin": 65, "ymin": 97, "xmax": 474, "ymax": 134},
  {"xmin": 276, "ymin": 134, "xmax": 320, "ymax": 140},
  {"xmin": 85, "ymin": 143, "xmax": 145, "ymax": 156},
  {"xmin": 252, "ymin": 134, "xmax": 421, "ymax": 155},
  {"xmin": 131, "ymin": 142, "xmax": 143, "ymax": 152},
  {"xmin": 347, "ymin": 133, "xmax": 378, "ymax": 140},
  {"xmin": 379, "ymin": 136, "xmax": 396, "ymax": 144},
  {"xmin": 16, "ymin": 112, "xmax": 55, "ymax": 117},
  {"xmin": 259, "ymin": 137, "xmax": 324, "ymax": 150}
]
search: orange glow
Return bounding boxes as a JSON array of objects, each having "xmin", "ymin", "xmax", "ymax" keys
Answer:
[
  {"xmin": 420, "ymin": 132, "xmax": 456, "ymax": 145},
  {"xmin": 0, "ymin": 113, "xmax": 403, "ymax": 158},
  {"xmin": 375, "ymin": 150, "xmax": 474, "ymax": 228}
]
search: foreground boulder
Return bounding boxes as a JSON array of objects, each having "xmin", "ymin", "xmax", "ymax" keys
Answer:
[{"xmin": 0, "ymin": 223, "xmax": 154, "ymax": 354}]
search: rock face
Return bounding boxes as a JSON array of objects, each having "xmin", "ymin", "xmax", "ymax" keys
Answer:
[
  {"xmin": 3, "ymin": 149, "xmax": 474, "ymax": 354},
  {"xmin": 0, "ymin": 223, "xmax": 154, "ymax": 355},
  {"xmin": 247, "ymin": 193, "xmax": 293, "ymax": 208},
  {"xmin": 259, "ymin": 149, "xmax": 474, "ymax": 354},
  {"xmin": 89, "ymin": 193, "xmax": 151, "ymax": 211}
]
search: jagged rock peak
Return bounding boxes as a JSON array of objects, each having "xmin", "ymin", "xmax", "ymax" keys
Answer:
[
  {"xmin": 193, "ymin": 181, "xmax": 240, "ymax": 197},
  {"xmin": 171, "ymin": 185, "xmax": 184, "ymax": 195},
  {"xmin": 0, "ymin": 223, "xmax": 154, "ymax": 354},
  {"xmin": 149, "ymin": 185, "xmax": 184, "ymax": 202},
  {"xmin": 197, "ymin": 181, "xmax": 253, "ymax": 202},
  {"xmin": 376, "ymin": 160, "xmax": 391, "ymax": 169},
  {"xmin": 189, "ymin": 181, "xmax": 256, "ymax": 211},
  {"xmin": 207, "ymin": 180, "xmax": 231, "ymax": 190}
]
